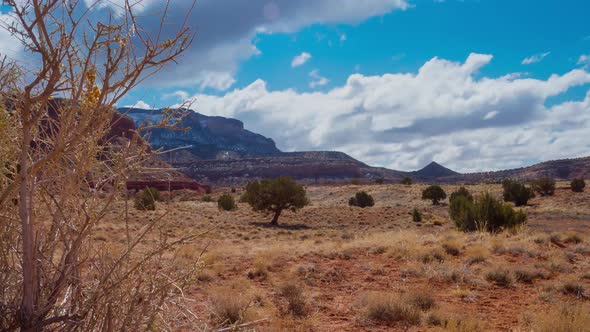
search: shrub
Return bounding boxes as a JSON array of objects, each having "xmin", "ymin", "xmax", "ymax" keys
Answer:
[
  {"xmin": 374, "ymin": 177, "xmax": 385, "ymax": 184},
  {"xmin": 351, "ymin": 178, "xmax": 361, "ymax": 185},
  {"xmin": 349, "ymin": 191, "xmax": 375, "ymax": 208},
  {"xmin": 502, "ymin": 179, "xmax": 535, "ymax": 206},
  {"xmin": 400, "ymin": 177, "xmax": 413, "ymax": 185},
  {"xmin": 485, "ymin": 268, "xmax": 512, "ymax": 287},
  {"xmin": 571, "ymin": 178, "xmax": 586, "ymax": 192},
  {"xmin": 412, "ymin": 208, "xmax": 422, "ymax": 222},
  {"xmin": 407, "ymin": 292, "xmax": 436, "ymax": 311},
  {"xmin": 202, "ymin": 195, "xmax": 214, "ymax": 202},
  {"xmin": 523, "ymin": 305, "xmax": 590, "ymax": 332},
  {"xmin": 450, "ymin": 187, "xmax": 473, "ymax": 202},
  {"xmin": 242, "ymin": 177, "xmax": 310, "ymax": 225},
  {"xmin": 134, "ymin": 187, "xmax": 160, "ymax": 211},
  {"xmin": 451, "ymin": 192, "xmax": 527, "ymax": 232},
  {"xmin": 532, "ymin": 177, "xmax": 556, "ymax": 196},
  {"xmin": 360, "ymin": 292, "xmax": 421, "ymax": 326},
  {"xmin": 279, "ymin": 283, "xmax": 307, "ymax": 317},
  {"xmin": 217, "ymin": 194, "xmax": 237, "ymax": 211},
  {"xmin": 422, "ymin": 185, "xmax": 447, "ymax": 205}
]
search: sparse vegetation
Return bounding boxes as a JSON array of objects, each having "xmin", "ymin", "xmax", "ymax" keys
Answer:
[
  {"xmin": 533, "ymin": 177, "xmax": 556, "ymax": 196},
  {"xmin": 242, "ymin": 177, "xmax": 310, "ymax": 225},
  {"xmin": 571, "ymin": 178, "xmax": 586, "ymax": 192},
  {"xmin": 401, "ymin": 177, "xmax": 413, "ymax": 185},
  {"xmin": 503, "ymin": 179, "xmax": 535, "ymax": 206},
  {"xmin": 485, "ymin": 268, "xmax": 513, "ymax": 287},
  {"xmin": 451, "ymin": 192, "xmax": 527, "ymax": 232},
  {"xmin": 134, "ymin": 187, "xmax": 161, "ymax": 211},
  {"xmin": 412, "ymin": 208, "xmax": 423, "ymax": 222},
  {"xmin": 374, "ymin": 177, "xmax": 385, "ymax": 184},
  {"xmin": 202, "ymin": 195, "xmax": 215, "ymax": 202},
  {"xmin": 349, "ymin": 191, "xmax": 375, "ymax": 208},
  {"xmin": 422, "ymin": 185, "xmax": 447, "ymax": 205},
  {"xmin": 279, "ymin": 283, "xmax": 308, "ymax": 317},
  {"xmin": 217, "ymin": 193, "xmax": 237, "ymax": 211},
  {"xmin": 360, "ymin": 292, "xmax": 421, "ymax": 326}
]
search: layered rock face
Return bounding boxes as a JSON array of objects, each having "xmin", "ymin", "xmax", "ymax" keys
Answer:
[
  {"xmin": 116, "ymin": 107, "xmax": 590, "ymax": 186},
  {"xmin": 118, "ymin": 108, "xmax": 281, "ymax": 160}
]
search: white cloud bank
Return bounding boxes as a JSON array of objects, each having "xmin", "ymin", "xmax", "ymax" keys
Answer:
[{"xmin": 178, "ymin": 53, "xmax": 590, "ymax": 172}]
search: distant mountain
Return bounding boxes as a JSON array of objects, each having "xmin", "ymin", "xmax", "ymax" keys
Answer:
[
  {"xmin": 117, "ymin": 107, "xmax": 281, "ymax": 160},
  {"xmin": 412, "ymin": 161, "xmax": 459, "ymax": 178},
  {"xmin": 116, "ymin": 107, "xmax": 590, "ymax": 185}
]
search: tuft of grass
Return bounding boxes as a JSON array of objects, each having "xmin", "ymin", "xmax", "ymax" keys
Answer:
[
  {"xmin": 407, "ymin": 291, "xmax": 436, "ymax": 311},
  {"xmin": 209, "ymin": 283, "xmax": 255, "ymax": 326},
  {"xmin": 485, "ymin": 268, "xmax": 512, "ymax": 287},
  {"xmin": 359, "ymin": 291, "xmax": 421, "ymax": 326},
  {"xmin": 465, "ymin": 245, "xmax": 489, "ymax": 265},
  {"xmin": 442, "ymin": 238, "xmax": 462, "ymax": 256},
  {"xmin": 513, "ymin": 268, "xmax": 545, "ymax": 284},
  {"xmin": 560, "ymin": 281, "xmax": 586, "ymax": 299}
]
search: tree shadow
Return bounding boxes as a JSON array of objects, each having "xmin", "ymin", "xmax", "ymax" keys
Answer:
[{"xmin": 249, "ymin": 222, "xmax": 312, "ymax": 230}]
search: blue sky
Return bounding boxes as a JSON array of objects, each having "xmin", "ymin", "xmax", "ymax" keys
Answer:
[{"xmin": 2, "ymin": 0, "xmax": 590, "ymax": 172}]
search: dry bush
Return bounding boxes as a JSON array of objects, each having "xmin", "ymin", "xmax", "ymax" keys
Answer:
[
  {"xmin": 442, "ymin": 238, "xmax": 462, "ymax": 256},
  {"xmin": 358, "ymin": 291, "xmax": 421, "ymax": 327},
  {"xmin": 513, "ymin": 268, "xmax": 546, "ymax": 284},
  {"xmin": 278, "ymin": 282, "xmax": 308, "ymax": 317},
  {"xmin": 407, "ymin": 291, "xmax": 436, "ymax": 311},
  {"xmin": 485, "ymin": 268, "xmax": 513, "ymax": 287},
  {"xmin": 208, "ymin": 282, "xmax": 256, "ymax": 326},
  {"xmin": 0, "ymin": 1, "xmax": 200, "ymax": 330},
  {"xmin": 465, "ymin": 245, "xmax": 490, "ymax": 265},
  {"xmin": 559, "ymin": 281, "xmax": 586, "ymax": 299}
]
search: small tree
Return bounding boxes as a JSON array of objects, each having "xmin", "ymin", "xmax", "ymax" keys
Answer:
[
  {"xmin": 349, "ymin": 191, "xmax": 375, "ymax": 208},
  {"xmin": 571, "ymin": 179, "xmax": 586, "ymax": 193},
  {"xmin": 412, "ymin": 208, "xmax": 423, "ymax": 222},
  {"xmin": 134, "ymin": 187, "xmax": 161, "ymax": 211},
  {"xmin": 218, "ymin": 194, "xmax": 237, "ymax": 211},
  {"xmin": 401, "ymin": 177, "xmax": 413, "ymax": 185},
  {"xmin": 532, "ymin": 177, "xmax": 556, "ymax": 196},
  {"xmin": 422, "ymin": 185, "xmax": 447, "ymax": 205},
  {"xmin": 503, "ymin": 179, "xmax": 535, "ymax": 206},
  {"xmin": 243, "ymin": 177, "xmax": 310, "ymax": 225}
]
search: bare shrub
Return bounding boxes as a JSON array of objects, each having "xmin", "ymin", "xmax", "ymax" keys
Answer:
[{"xmin": 359, "ymin": 292, "xmax": 421, "ymax": 326}]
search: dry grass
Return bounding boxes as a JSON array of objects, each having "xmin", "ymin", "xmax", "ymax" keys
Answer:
[
  {"xmin": 522, "ymin": 305, "xmax": 590, "ymax": 332},
  {"xmin": 90, "ymin": 182, "xmax": 590, "ymax": 331},
  {"xmin": 358, "ymin": 291, "xmax": 422, "ymax": 326}
]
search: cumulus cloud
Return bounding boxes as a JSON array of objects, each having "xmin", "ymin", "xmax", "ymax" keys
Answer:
[
  {"xmin": 292, "ymin": 52, "xmax": 312, "ymax": 68},
  {"xmin": 522, "ymin": 52, "xmax": 551, "ymax": 65},
  {"xmin": 179, "ymin": 53, "xmax": 590, "ymax": 172},
  {"xmin": 127, "ymin": 100, "xmax": 152, "ymax": 109},
  {"xmin": 87, "ymin": 0, "xmax": 409, "ymax": 90}
]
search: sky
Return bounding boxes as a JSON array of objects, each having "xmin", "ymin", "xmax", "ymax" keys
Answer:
[{"xmin": 2, "ymin": 0, "xmax": 590, "ymax": 172}]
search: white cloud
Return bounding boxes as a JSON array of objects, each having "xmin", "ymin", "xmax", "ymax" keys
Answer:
[
  {"xmin": 127, "ymin": 100, "xmax": 152, "ymax": 109},
  {"xmin": 309, "ymin": 70, "xmax": 330, "ymax": 88},
  {"xmin": 579, "ymin": 54, "xmax": 590, "ymax": 68},
  {"xmin": 292, "ymin": 52, "xmax": 312, "ymax": 68},
  {"xmin": 181, "ymin": 53, "xmax": 590, "ymax": 172},
  {"xmin": 522, "ymin": 52, "xmax": 551, "ymax": 65},
  {"xmin": 340, "ymin": 34, "xmax": 347, "ymax": 42}
]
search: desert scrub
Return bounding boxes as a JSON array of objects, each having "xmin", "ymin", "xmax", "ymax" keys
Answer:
[
  {"xmin": 407, "ymin": 291, "xmax": 436, "ymax": 311},
  {"xmin": 412, "ymin": 208, "xmax": 423, "ymax": 222},
  {"xmin": 279, "ymin": 282, "xmax": 308, "ymax": 317},
  {"xmin": 134, "ymin": 187, "xmax": 161, "ymax": 210},
  {"xmin": 358, "ymin": 291, "xmax": 421, "ymax": 326},
  {"xmin": 202, "ymin": 195, "xmax": 215, "ymax": 202},
  {"xmin": 560, "ymin": 281, "xmax": 586, "ymax": 299},
  {"xmin": 485, "ymin": 268, "xmax": 512, "ymax": 287},
  {"xmin": 442, "ymin": 238, "xmax": 462, "ymax": 256},
  {"xmin": 349, "ymin": 191, "xmax": 375, "ymax": 208},
  {"xmin": 465, "ymin": 245, "xmax": 490, "ymax": 265},
  {"xmin": 208, "ymin": 282, "xmax": 256, "ymax": 325},
  {"xmin": 217, "ymin": 193, "xmax": 237, "ymax": 211},
  {"xmin": 521, "ymin": 305, "xmax": 590, "ymax": 332}
]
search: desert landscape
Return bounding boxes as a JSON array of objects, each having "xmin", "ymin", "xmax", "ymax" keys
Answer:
[
  {"xmin": 1, "ymin": 1, "xmax": 590, "ymax": 332},
  {"xmin": 93, "ymin": 182, "xmax": 590, "ymax": 331}
]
